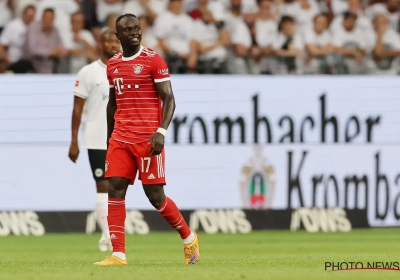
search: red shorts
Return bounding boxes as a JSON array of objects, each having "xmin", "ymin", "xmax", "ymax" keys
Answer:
[{"xmin": 105, "ymin": 138, "xmax": 166, "ymax": 185}]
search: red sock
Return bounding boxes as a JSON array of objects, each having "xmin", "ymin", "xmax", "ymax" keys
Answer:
[
  {"xmin": 108, "ymin": 198, "xmax": 126, "ymax": 253},
  {"xmin": 157, "ymin": 197, "xmax": 191, "ymax": 239}
]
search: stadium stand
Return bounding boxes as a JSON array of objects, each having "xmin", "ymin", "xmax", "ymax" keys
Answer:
[{"xmin": 0, "ymin": 0, "xmax": 399, "ymax": 75}]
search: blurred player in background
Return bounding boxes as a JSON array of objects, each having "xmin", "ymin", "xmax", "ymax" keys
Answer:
[
  {"xmin": 68, "ymin": 30, "xmax": 120, "ymax": 252},
  {"xmin": 94, "ymin": 13, "xmax": 200, "ymax": 266}
]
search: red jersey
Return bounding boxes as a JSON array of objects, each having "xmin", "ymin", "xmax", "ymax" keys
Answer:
[{"xmin": 106, "ymin": 46, "xmax": 170, "ymax": 144}]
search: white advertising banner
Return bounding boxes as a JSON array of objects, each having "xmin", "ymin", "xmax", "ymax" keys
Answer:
[{"xmin": 1, "ymin": 75, "xmax": 400, "ymax": 227}]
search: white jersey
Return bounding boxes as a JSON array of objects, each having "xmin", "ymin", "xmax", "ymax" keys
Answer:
[{"xmin": 73, "ymin": 60, "xmax": 109, "ymax": 150}]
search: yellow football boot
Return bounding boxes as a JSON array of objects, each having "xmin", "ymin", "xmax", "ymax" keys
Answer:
[
  {"xmin": 94, "ymin": 255, "xmax": 128, "ymax": 266},
  {"xmin": 184, "ymin": 232, "xmax": 200, "ymax": 264}
]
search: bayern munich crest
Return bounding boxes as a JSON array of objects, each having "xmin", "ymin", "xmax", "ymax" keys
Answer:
[{"xmin": 133, "ymin": 65, "xmax": 143, "ymax": 74}]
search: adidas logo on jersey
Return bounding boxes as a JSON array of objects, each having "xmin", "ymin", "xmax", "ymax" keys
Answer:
[
  {"xmin": 147, "ymin": 173, "xmax": 156, "ymax": 179},
  {"xmin": 113, "ymin": 68, "xmax": 118, "ymax": 74}
]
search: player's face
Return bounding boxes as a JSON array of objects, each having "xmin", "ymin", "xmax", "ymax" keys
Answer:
[
  {"xmin": 116, "ymin": 17, "xmax": 142, "ymax": 48},
  {"xmin": 102, "ymin": 33, "xmax": 121, "ymax": 58}
]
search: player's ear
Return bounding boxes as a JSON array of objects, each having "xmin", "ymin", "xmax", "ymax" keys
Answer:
[{"xmin": 115, "ymin": 31, "xmax": 120, "ymax": 40}]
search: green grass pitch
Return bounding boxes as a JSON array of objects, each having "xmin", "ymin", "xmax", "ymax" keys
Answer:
[{"xmin": 0, "ymin": 229, "xmax": 399, "ymax": 280}]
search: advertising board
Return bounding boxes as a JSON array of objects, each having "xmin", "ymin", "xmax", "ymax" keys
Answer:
[{"xmin": 0, "ymin": 75, "xmax": 399, "ymax": 227}]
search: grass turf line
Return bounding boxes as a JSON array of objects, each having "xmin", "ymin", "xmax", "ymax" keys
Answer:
[{"xmin": 0, "ymin": 229, "xmax": 399, "ymax": 280}]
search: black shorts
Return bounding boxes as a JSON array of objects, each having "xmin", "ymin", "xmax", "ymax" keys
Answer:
[{"xmin": 88, "ymin": 149, "xmax": 107, "ymax": 181}]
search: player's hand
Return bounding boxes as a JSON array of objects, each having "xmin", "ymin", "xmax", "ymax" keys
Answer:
[
  {"xmin": 68, "ymin": 142, "xmax": 80, "ymax": 163},
  {"xmin": 148, "ymin": 132, "xmax": 164, "ymax": 156}
]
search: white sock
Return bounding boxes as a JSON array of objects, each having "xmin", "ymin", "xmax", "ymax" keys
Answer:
[
  {"xmin": 183, "ymin": 232, "xmax": 196, "ymax": 244},
  {"xmin": 112, "ymin": 252, "xmax": 126, "ymax": 260},
  {"xmin": 96, "ymin": 193, "xmax": 110, "ymax": 240}
]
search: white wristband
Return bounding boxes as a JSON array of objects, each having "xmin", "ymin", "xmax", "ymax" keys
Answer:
[{"xmin": 157, "ymin": 127, "xmax": 167, "ymax": 136}]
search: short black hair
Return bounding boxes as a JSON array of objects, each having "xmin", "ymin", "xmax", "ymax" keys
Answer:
[
  {"xmin": 116, "ymin": 13, "xmax": 137, "ymax": 27},
  {"xmin": 278, "ymin": 15, "xmax": 294, "ymax": 31},
  {"xmin": 43, "ymin": 8, "xmax": 55, "ymax": 14},
  {"xmin": 343, "ymin": 11, "xmax": 357, "ymax": 20}
]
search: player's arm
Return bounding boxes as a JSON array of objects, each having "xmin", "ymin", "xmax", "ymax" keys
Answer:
[
  {"xmin": 148, "ymin": 80, "xmax": 175, "ymax": 156},
  {"xmin": 69, "ymin": 71, "xmax": 89, "ymax": 163},
  {"xmin": 69, "ymin": 96, "xmax": 85, "ymax": 162},
  {"xmin": 148, "ymin": 54, "xmax": 175, "ymax": 156},
  {"xmin": 107, "ymin": 87, "xmax": 117, "ymax": 149},
  {"xmin": 71, "ymin": 96, "xmax": 85, "ymax": 144},
  {"xmin": 156, "ymin": 81, "xmax": 176, "ymax": 131},
  {"xmin": 106, "ymin": 62, "xmax": 117, "ymax": 149}
]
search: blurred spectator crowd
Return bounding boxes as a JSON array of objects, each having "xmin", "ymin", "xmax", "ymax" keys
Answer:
[{"xmin": 0, "ymin": 0, "xmax": 399, "ymax": 75}]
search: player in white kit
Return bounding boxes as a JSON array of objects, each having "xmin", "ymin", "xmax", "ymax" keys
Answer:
[{"xmin": 68, "ymin": 30, "xmax": 120, "ymax": 251}]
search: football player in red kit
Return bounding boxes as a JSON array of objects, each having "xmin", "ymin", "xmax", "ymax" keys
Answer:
[{"xmin": 94, "ymin": 14, "xmax": 200, "ymax": 266}]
